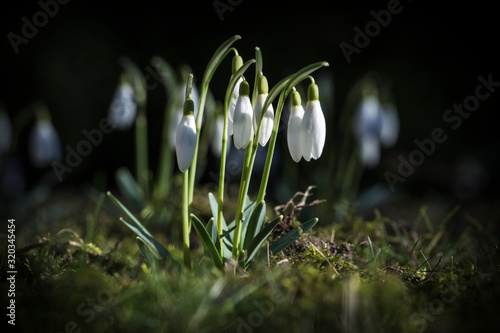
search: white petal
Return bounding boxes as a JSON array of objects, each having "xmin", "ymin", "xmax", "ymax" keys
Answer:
[
  {"xmin": 175, "ymin": 115, "xmax": 197, "ymax": 172},
  {"xmin": 29, "ymin": 121, "xmax": 62, "ymax": 168},
  {"xmin": 359, "ymin": 133, "xmax": 380, "ymax": 168},
  {"xmin": 287, "ymin": 105, "xmax": 304, "ymax": 162},
  {"xmin": 108, "ymin": 83, "xmax": 137, "ymax": 131},
  {"xmin": 232, "ymin": 95, "xmax": 253, "ymax": 149},
  {"xmin": 380, "ymin": 105, "xmax": 399, "ymax": 148},
  {"xmin": 211, "ymin": 115, "xmax": 231, "ymax": 157},
  {"xmin": 168, "ymin": 109, "xmax": 183, "ymax": 149},
  {"xmin": 354, "ymin": 96, "xmax": 382, "ymax": 139},
  {"xmin": 228, "ymin": 77, "xmax": 243, "ymax": 124},
  {"xmin": 254, "ymin": 94, "xmax": 274, "ymax": 146},
  {"xmin": 300, "ymin": 100, "xmax": 326, "ymax": 161}
]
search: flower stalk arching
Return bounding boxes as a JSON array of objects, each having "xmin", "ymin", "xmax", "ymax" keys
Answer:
[
  {"xmin": 217, "ymin": 58, "xmax": 256, "ymax": 256},
  {"xmin": 119, "ymin": 57, "xmax": 149, "ymax": 199},
  {"xmin": 188, "ymin": 35, "xmax": 241, "ymax": 219}
]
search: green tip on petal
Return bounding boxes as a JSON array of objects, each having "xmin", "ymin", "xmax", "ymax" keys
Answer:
[
  {"xmin": 232, "ymin": 55, "xmax": 244, "ymax": 75},
  {"xmin": 239, "ymin": 80, "xmax": 250, "ymax": 96},
  {"xmin": 258, "ymin": 74, "xmax": 269, "ymax": 94},
  {"xmin": 183, "ymin": 98, "xmax": 195, "ymax": 116},
  {"xmin": 308, "ymin": 83, "xmax": 319, "ymax": 101},
  {"xmin": 292, "ymin": 90, "xmax": 302, "ymax": 106}
]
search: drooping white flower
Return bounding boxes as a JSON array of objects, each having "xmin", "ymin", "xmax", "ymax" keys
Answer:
[
  {"xmin": 232, "ymin": 80, "xmax": 253, "ymax": 149},
  {"xmin": 108, "ymin": 80, "xmax": 137, "ymax": 131},
  {"xmin": 0, "ymin": 110, "xmax": 12, "ymax": 155},
  {"xmin": 253, "ymin": 75, "xmax": 274, "ymax": 146},
  {"xmin": 380, "ymin": 104, "xmax": 399, "ymax": 148},
  {"xmin": 287, "ymin": 90, "xmax": 305, "ymax": 163},
  {"xmin": 211, "ymin": 113, "xmax": 231, "ymax": 157},
  {"xmin": 169, "ymin": 81, "xmax": 199, "ymax": 149},
  {"xmin": 300, "ymin": 83, "xmax": 326, "ymax": 161},
  {"xmin": 354, "ymin": 95, "xmax": 383, "ymax": 168},
  {"xmin": 175, "ymin": 98, "xmax": 197, "ymax": 172},
  {"xmin": 29, "ymin": 119, "xmax": 62, "ymax": 168}
]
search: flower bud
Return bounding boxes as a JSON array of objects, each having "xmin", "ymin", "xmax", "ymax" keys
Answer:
[
  {"xmin": 29, "ymin": 116, "xmax": 62, "ymax": 168},
  {"xmin": 287, "ymin": 90, "xmax": 305, "ymax": 162},
  {"xmin": 232, "ymin": 80, "xmax": 253, "ymax": 149},
  {"xmin": 175, "ymin": 98, "xmax": 197, "ymax": 172},
  {"xmin": 108, "ymin": 74, "xmax": 137, "ymax": 131}
]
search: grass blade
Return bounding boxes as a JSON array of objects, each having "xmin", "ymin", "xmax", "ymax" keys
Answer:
[{"xmin": 243, "ymin": 201, "xmax": 266, "ymax": 250}]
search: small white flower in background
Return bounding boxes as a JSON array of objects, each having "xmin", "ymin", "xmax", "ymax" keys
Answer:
[
  {"xmin": 253, "ymin": 74, "xmax": 274, "ymax": 146},
  {"xmin": 354, "ymin": 95, "xmax": 383, "ymax": 167},
  {"xmin": 108, "ymin": 78, "xmax": 137, "ymax": 131},
  {"xmin": 300, "ymin": 83, "xmax": 326, "ymax": 161},
  {"xmin": 211, "ymin": 112, "xmax": 231, "ymax": 157},
  {"xmin": 380, "ymin": 103, "xmax": 399, "ymax": 148},
  {"xmin": 29, "ymin": 118, "xmax": 62, "ymax": 168},
  {"xmin": 0, "ymin": 110, "xmax": 12, "ymax": 155},
  {"xmin": 287, "ymin": 90, "xmax": 305, "ymax": 163},
  {"xmin": 175, "ymin": 98, "xmax": 197, "ymax": 172},
  {"xmin": 169, "ymin": 81, "xmax": 199, "ymax": 149},
  {"xmin": 228, "ymin": 55, "xmax": 244, "ymax": 137},
  {"xmin": 232, "ymin": 80, "xmax": 253, "ymax": 149}
]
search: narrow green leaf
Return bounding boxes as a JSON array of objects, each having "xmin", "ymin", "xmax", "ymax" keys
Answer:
[
  {"xmin": 269, "ymin": 218, "xmax": 319, "ymax": 255},
  {"xmin": 136, "ymin": 236, "xmax": 160, "ymax": 264},
  {"xmin": 242, "ymin": 201, "xmax": 266, "ymax": 250},
  {"xmin": 251, "ymin": 47, "xmax": 263, "ymax": 106},
  {"xmin": 107, "ymin": 191, "xmax": 153, "ymax": 238},
  {"xmin": 206, "ymin": 218, "xmax": 219, "ymax": 246},
  {"xmin": 115, "ymin": 167, "xmax": 145, "ymax": 211},
  {"xmin": 244, "ymin": 215, "xmax": 283, "ymax": 269},
  {"xmin": 191, "ymin": 214, "xmax": 224, "ymax": 267},
  {"xmin": 120, "ymin": 217, "xmax": 170, "ymax": 260}
]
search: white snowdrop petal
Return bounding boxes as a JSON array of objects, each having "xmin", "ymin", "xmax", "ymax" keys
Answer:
[
  {"xmin": 169, "ymin": 109, "xmax": 183, "ymax": 149},
  {"xmin": 287, "ymin": 105, "xmax": 304, "ymax": 163},
  {"xmin": 228, "ymin": 77, "xmax": 243, "ymax": 123},
  {"xmin": 29, "ymin": 121, "xmax": 62, "ymax": 168},
  {"xmin": 108, "ymin": 83, "xmax": 137, "ymax": 131},
  {"xmin": 354, "ymin": 96, "xmax": 382, "ymax": 139},
  {"xmin": 258, "ymin": 105, "xmax": 274, "ymax": 146},
  {"xmin": 380, "ymin": 105, "xmax": 399, "ymax": 148},
  {"xmin": 232, "ymin": 95, "xmax": 253, "ymax": 149},
  {"xmin": 310, "ymin": 101, "xmax": 326, "ymax": 160},
  {"xmin": 175, "ymin": 115, "xmax": 197, "ymax": 172},
  {"xmin": 211, "ymin": 114, "xmax": 230, "ymax": 157},
  {"xmin": 360, "ymin": 133, "xmax": 380, "ymax": 168}
]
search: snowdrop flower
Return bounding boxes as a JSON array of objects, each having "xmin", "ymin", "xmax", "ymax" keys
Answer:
[
  {"xmin": 108, "ymin": 76, "xmax": 137, "ymax": 131},
  {"xmin": 287, "ymin": 89, "xmax": 305, "ymax": 162},
  {"xmin": 0, "ymin": 109, "xmax": 12, "ymax": 155},
  {"xmin": 228, "ymin": 55, "xmax": 243, "ymax": 136},
  {"xmin": 232, "ymin": 80, "xmax": 253, "ymax": 149},
  {"xmin": 300, "ymin": 83, "xmax": 326, "ymax": 161},
  {"xmin": 211, "ymin": 112, "xmax": 231, "ymax": 157},
  {"xmin": 169, "ymin": 80, "xmax": 200, "ymax": 149},
  {"xmin": 253, "ymin": 74, "xmax": 274, "ymax": 146},
  {"xmin": 354, "ymin": 95, "xmax": 383, "ymax": 167},
  {"xmin": 29, "ymin": 117, "xmax": 62, "ymax": 168},
  {"xmin": 175, "ymin": 97, "xmax": 197, "ymax": 172},
  {"xmin": 380, "ymin": 103, "xmax": 399, "ymax": 148}
]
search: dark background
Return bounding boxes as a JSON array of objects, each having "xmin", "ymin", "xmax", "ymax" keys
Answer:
[{"xmin": 1, "ymin": 0, "xmax": 499, "ymax": 221}]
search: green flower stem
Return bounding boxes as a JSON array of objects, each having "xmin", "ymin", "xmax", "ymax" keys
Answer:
[
  {"xmin": 120, "ymin": 57, "xmax": 149, "ymax": 198},
  {"xmin": 232, "ymin": 137, "xmax": 255, "ymax": 261},
  {"xmin": 182, "ymin": 169, "xmax": 191, "ymax": 269},
  {"xmin": 217, "ymin": 59, "xmax": 256, "ymax": 256},
  {"xmin": 135, "ymin": 107, "xmax": 149, "ymax": 198},
  {"xmin": 152, "ymin": 57, "xmax": 177, "ymax": 200},
  {"xmin": 188, "ymin": 35, "xmax": 242, "ymax": 220}
]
